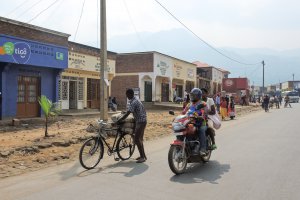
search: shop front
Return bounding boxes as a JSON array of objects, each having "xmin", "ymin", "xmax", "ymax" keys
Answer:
[
  {"xmin": 0, "ymin": 34, "xmax": 68, "ymax": 119},
  {"xmin": 60, "ymin": 50, "xmax": 115, "ymax": 110},
  {"xmin": 185, "ymin": 66, "xmax": 196, "ymax": 92},
  {"xmin": 154, "ymin": 54, "xmax": 172, "ymax": 102}
]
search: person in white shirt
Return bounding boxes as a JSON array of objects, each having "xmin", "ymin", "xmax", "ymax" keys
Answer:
[{"xmin": 201, "ymin": 88, "xmax": 217, "ymax": 150}]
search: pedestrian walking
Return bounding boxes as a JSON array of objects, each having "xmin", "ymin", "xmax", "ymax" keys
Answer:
[
  {"xmin": 215, "ymin": 94, "xmax": 221, "ymax": 114},
  {"xmin": 284, "ymin": 96, "xmax": 292, "ymax": 108},
  {"xmin": 117, "ymin": 89, "xmax": 147, "ymax": 163},
  {"xmin": 274, "ymin": 96, "xmax": 280, "ymax": 109},
  {"xmin": 263, "ymin": 95, "xmax": 270, "ymax": 112},
  {"xmin": 220, "ymin": 97, "xmax": 228, "ymax": 120}
]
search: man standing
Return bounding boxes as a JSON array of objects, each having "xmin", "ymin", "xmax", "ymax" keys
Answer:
[{"xmin": 117, "ymin": 89, "xmax": 147, "ymax": 163}]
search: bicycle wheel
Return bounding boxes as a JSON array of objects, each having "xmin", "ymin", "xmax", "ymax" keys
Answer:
[
  {"xmin": 79, "ymin": 137, "xmax": 104, "ymax": 170},
  {"xmin": 116, "ymin": 133, "xmax": 135, "ymax": 160}
]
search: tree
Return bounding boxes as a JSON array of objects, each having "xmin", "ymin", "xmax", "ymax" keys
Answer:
[{"xmin": 38, "ymin": 95, "xmax": 61, "ymax": 137}]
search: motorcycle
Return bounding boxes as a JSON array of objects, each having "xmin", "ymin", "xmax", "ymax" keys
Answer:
[{"xmin": 168, "ymin": 111, "xmax": 213, "ymax": 175}]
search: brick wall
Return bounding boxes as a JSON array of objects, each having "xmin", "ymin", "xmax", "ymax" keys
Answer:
[
  {"xmin": 111, "ymin": 75, "xmax": 139, "ymax": 107},
  {"xmin": 68, "ymin": 42, "xmax": 117, "ymax": 60},
  {"xmin": 116, "ymin": 53, "xmax": 153, "ymax": 73},
  {"xmin": 0, "ymin": 20, "xmax": 68, "ymax": 46}
]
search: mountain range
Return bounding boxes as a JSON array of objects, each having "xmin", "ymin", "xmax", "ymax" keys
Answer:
[{"xmin": 104, "ymin": 28, "xmax": 299, "ymax": 86}]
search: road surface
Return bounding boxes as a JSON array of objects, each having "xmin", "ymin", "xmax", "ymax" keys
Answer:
[{"xmin": 1, "ymin": 104, "xmax": 300, "ymax": 200}]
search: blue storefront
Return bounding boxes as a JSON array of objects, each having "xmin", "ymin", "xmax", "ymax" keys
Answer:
[{"xmin": 0, "ymin": 34, "xmax": 68, "ymax": 119}]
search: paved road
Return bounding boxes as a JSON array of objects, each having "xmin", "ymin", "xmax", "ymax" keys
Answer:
[{"xmin": 1, "ymin": 104, "xmax": 300, "ymax": 200}]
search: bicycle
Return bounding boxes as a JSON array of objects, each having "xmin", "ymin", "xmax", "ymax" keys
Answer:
[{"xmin": 79, "ymin": 120, "xmax": 135, "ymax": 170}]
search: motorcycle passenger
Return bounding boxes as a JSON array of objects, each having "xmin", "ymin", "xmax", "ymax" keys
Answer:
[
  {"xmin": 201, "ymin": 88, "xmax": 217, "ymax": 150},
  {"xmin": 182, "ymin": 88, "xmax": 207, "ymax": 156}
]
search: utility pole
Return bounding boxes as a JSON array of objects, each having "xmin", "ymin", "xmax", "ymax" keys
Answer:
[
  {"xmin": 292, "ymin": 73, "xmax": 295, "ymax": 90},
  {"xmin": 100, "ymin": 0, "xmax": 108, "ymax": 120},
  {"xmin": 262, "ymin": 60, "xmax": 265, "ymax": 95}
]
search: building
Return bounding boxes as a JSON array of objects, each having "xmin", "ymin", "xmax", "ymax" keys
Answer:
[
  {"xmin": 59, "ymin": 42, "xmax": 117, "ymax": 110},
  {"xmin": 222, "ymin": 77, "xmax": 250, "ymax": 103},
  {"xmin": 0, "ymin": 17, "xmax": 69, "ymax": 119},
  {"xmin": 281, "ymin": 81, "xmax": 300, "ymax": 91},
  {"xmin": 194, "ymin": 61, "xmax": 229, "ymax": 94},
  {"xmin": 111, "ymin": 52, "xmax": 197, "ymax": 107}
]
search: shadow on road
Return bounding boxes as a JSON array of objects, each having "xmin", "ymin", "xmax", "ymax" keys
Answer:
[
  {"xmin": 76, "ymin": 160, "xmax": 149, "ymax": 178},
  {"xmin": 107, "ymin": 160, "xmax": 149, "ymax": 177},
  {"xmin": 170, "ymin": 160, "xmax": 230, "ymax": 184},
  {"xmin": 59, "ymin": 162, "xmax": 83, "ymax": 180}
]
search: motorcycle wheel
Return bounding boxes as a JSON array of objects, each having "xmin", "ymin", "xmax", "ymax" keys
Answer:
[
  {"xmin": 201, "ymin": 136, "xmax": 212, "ymax": 163},
  {"xmin": 168, "ymin": 145, "xmax": 187, "ymax": 175}
]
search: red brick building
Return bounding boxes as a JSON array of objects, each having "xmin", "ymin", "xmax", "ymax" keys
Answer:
[{"xmin": 111, "ymin": 52, "xmax": 197, "ymax": 107}]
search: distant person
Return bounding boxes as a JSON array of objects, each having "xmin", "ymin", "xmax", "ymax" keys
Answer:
[
  {"xmin": 279, "ymin": 95, "xmax": 283, "ymax": 106},
  {"xmin": 173, "ymin": 89, "xmax": 177, "ymax": 102},
  {"xmin": 112, "ymin": 97, "xmax": 118, "ymax": 111},
  {"xmin": 220, "ymin": 97, "xmax": 228, "ymax": 120},
  {"xmin": 225, "ymin": 95, "xmax": 230, "ymax": 113},
  {"xmin": 108, "ymin": 97, "xmax": 114, "ymax": 111},
  {"xmin": 274, "ymin": 96, "xmax": 280, "ymax": 109},
  {"xmin": 263, "ymin": 95, "xmax": 270, "ymax": 112},
  {"xmin": 215, "ymin": 94, "xmax": 221, "ymax": 114},
  {"xmin": 284, "ymin": 96, "xmax": 292, "ymax": 108},
  {"xmin": 241, "ymin": 95, "xmax": 246, "ymax": 106},
  {"xmin": 228, "ymin": 96, "xmax": 236, "ymax": 119}
]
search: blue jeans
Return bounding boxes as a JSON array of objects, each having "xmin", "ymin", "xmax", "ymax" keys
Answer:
[{"xmin": 198, "ymin": 126, "xmax": 207, "ymax": 151}]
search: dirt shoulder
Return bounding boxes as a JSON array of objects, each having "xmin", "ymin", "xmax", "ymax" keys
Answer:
[{"xmin": 0, "ymin": 105, "xmax": 262, "ymax": 179}]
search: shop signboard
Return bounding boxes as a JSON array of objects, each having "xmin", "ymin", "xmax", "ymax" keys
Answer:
[
  {"xmin": 0, "ymin": 34, "xmax": 68, "ymax": 69},
  {"xmin": 154, "ymin": 53, "xmax": 172, "ymax": 77},
  {"xmin": 68, "ymin": 51, "xmax": 115, "ymax": 73}
]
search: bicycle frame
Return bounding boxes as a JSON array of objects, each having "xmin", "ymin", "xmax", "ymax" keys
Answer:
[{"xmin": 98, "ymin": 125, "xmax": 123, "ymax": 155}]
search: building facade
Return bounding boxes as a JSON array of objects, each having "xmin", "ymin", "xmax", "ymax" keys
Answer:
[
  {"xmin": 281, "ymin": 81, "xmax": 300, "ymax": 91},
  {"xmin": 59, "ymin": 42, "xmax": 117, "ymax": 110},
  {"xmin": 111, "ymin": 52, "xmax": 197, "ymax": 107},
  {"xmin": 194, "ymin": 61, "xmax": 229, "ymax": 94},
  {"xmin": 0, "ymin": 17, "xmax": 69, "ymax": 119}
]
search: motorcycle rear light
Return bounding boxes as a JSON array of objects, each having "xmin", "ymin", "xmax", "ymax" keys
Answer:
[{"xmin": 172, "ymin": 140, "xmax": 183, "ymax": 145}]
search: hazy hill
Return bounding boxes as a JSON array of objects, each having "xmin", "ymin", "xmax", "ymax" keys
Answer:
[{"xmin": 107, "ymin": 28, "xmax": 300, "ymax": 86}]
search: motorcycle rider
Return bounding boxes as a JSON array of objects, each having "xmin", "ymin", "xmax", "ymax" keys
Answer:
[{"xmin": 182, "ymin": 88, "xmax": 207, "ymax": 156}]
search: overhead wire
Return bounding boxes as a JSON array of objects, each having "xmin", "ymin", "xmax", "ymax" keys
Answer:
[
  {"xmin": 73, "ymin": 0, "xmax": 87, "ymax": 41},
  {"xmin": 122, "ymin": 0, "xmax": 148, "ymax": 51},
  {"xmin": 27, "ymin": 0, "xmax": 61, "ymax": 23},
  {"xmin": 42, "ymin": 0, "xmax": 64, "ymax": 22},
  {"xmin": 16, "ymin": 0, "xmax": 44, "ymax": 20},
  {"xmin": 153, "ymin": 0, "xmax": 262, "ymax": 66},
  {"xmin": 6, "ymin": 0, "xmax": 28, "ymax": 16}
]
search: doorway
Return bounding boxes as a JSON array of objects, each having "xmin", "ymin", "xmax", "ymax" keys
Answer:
[
  {"xmin": 87, "ymin": 78, "xmax": 100, "ymax": 109},
  {"xmin": 144, "ymin": 81, "xmax": 152, "ymax": 102},
  {"xmin": 17, "ymin": 76, "xmax": 40, "ymax": 118},
  {"xmin": 69, "ymin": 81, "xmax": 77, "ymax": 109},
  {"xmin": 161, "ymin": 83, "xmax": 169, "ymax": 102}
]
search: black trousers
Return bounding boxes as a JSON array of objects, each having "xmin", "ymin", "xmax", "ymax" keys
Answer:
[{"xmin": 134, "ymin": 122, "xmax": 147, "ymax": 159}]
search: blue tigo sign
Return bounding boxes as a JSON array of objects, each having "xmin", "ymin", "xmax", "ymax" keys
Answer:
[{"xmin": 0, "ymin": 34, "xmax": 68, "ymax": 69}]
